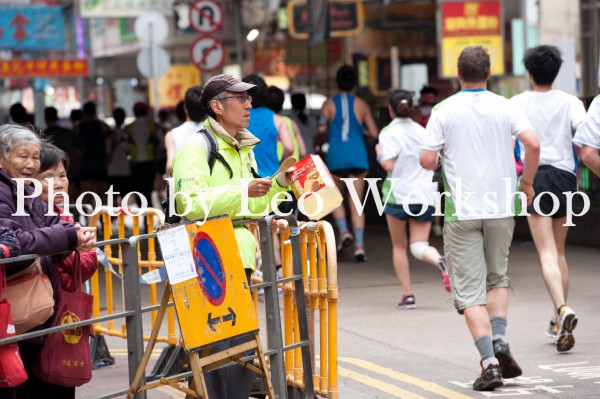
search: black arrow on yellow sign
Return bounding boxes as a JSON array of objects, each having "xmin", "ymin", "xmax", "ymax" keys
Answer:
[{"xmin": 207, "ymin": 307, "xmax": 236, "ymax": 331}]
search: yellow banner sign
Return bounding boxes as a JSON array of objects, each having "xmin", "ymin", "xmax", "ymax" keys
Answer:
[
  {"xmin": 169, "ymin": 217, "xmax": 258, "ymax": 351},
  {"xmin": 149, "ymin": 64, "xmax": 201, "ymax": 109},
  {"xmin": 441, "ymin": 35, "xmax": 504, "ymax": 77}
]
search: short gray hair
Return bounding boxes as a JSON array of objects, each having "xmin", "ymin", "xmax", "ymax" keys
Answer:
[{"xmin": 0, "ymin": 124, "xmax": 41, "ymax": 159}]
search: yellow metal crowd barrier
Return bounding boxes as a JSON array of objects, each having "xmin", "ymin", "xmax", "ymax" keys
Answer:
[
  {"xmin": 274, "ymin": 219, "xmax": 339, "ymax": 399},
  {"xmin": 88, "ymin": 207, "xmax": 177, "ymax": 345},
  {"xmin": 0, "ymin": 214, "xmax": 336, "ymax": 399},
  {"xmin": 83, "ymin": 208, "xmax": 337, "ymax": 397}
]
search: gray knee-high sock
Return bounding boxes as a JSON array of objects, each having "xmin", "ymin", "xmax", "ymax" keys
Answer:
[
  {"xmin": 475, "ymin": 335, "xmax": 498, "ymax": 369},
  {"xmin": 490, "ymin": 316, "xmax": 507, "ymax": 342}
]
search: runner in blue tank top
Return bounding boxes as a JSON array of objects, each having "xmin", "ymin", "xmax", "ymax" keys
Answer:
[
  {"xmin": 248, "ymin": 107, "xmax": 280, "ymax": 176},
  {"xmin": 243, "ymin": 75, "xmax": 293, "ymax": 177},
  {"xmin": 318, "ymin": 65, "xmax": 379, "ymax": 261},
  {"xmin": 327, "ymin": 94, "xmax": 369, "ymax": 171}
]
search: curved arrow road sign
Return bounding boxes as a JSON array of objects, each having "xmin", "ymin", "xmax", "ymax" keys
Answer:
[{"xmin": 189, "ymin": 0, "xmax": 223, "ymax": 33}]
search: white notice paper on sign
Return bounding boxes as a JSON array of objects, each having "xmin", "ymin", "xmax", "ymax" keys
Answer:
[{"xmin": 157, "ymin": 225, "xmax": 198, "ymax": 284}]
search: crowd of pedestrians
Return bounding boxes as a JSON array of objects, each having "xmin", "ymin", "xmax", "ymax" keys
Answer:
[{"xmin": 0, "ymin": 42, "xmax": 599, "ymax": 398}]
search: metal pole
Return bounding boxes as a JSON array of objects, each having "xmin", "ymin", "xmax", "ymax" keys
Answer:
[
  {"xmin": 258, "ymin": 217, "xmax": 288, "ymax": 399},
  {"xmin": 235, "ymin": 0, "xmax": 244, "ymax": 73},
  {"xmin": 521, "ymin": 0, "xmax": 530, "ymax": 90},
  {"xmin": 150, "ymin": 22, "xmax": 161, "ymax": 116},
  {"xmin": 390, "ymin": 46, "xmax": 399, "ymax": 90},
  {"xmin": 123, "ymin": 242, "xmax": 146, "ymax": 399}
]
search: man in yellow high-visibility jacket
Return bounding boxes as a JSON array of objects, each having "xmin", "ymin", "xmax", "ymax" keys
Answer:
[{"xmin": 172, "ymin": 74, "xmax": 291, "ymax": 398}]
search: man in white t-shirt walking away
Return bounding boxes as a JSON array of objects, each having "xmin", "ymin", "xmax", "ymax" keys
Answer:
[
  {"xmin": 510, "ymin": 45, "xmax": 586, "ymax": 352},
  {"xmin": 420, "ymin": 46, "xmax": 540, "ymax": 391},
  {"xmin": 164, "ymin": 85, "xmax": 206, "ymax": 175},
  {"xmin": 573, "ymin": 95, "xmax": 600, "ymax": 176}
]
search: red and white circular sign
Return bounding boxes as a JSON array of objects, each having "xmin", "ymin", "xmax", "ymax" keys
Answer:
[
  {"xmin": 190, "ymin": 35, "xmax": 225, "ymax": 72},
  {"xmin": 189, "ymin": 0, "xmax": 223, "ymax": 33}
]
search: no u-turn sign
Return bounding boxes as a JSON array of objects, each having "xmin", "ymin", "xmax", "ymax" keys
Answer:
[{"xmin": 189, "ymin": 0, "xmax": 223, "ymax": 33}]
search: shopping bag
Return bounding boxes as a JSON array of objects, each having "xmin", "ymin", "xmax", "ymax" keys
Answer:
[
  {"xmin": 6, "ymin": 259, "xmax": 54, "ymax": 334},
  {"xmin": 33, "ymin": 253, "xmax": 93, "ymax": 387},
  {"xmin": 0, "ymin": 267, "xmax": 28, "ymax": 388}
]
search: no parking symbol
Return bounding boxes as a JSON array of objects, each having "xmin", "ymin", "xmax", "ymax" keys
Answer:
[
  {"xmin": 193, "ymin": 232, "xmax": 226, "ymax": 306},
  {"xmin": 190, "ymin": 35, "xmax": 224, "ymax": 72}
]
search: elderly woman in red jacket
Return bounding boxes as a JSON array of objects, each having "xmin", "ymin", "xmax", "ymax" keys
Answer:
[{"xmin": 0, "ymin": 124, "xmax": 96, "ymax": 399}]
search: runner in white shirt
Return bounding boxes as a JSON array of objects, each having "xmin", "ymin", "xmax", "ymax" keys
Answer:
[
  {"xmin": 420, "ymin": 46, "xmax": 540, "ymax": 392},
  {"xmin": 511, "ymin": 91, "xmax": 585, "ymax": 174},
  {"xmin": 510, "ymin": 45, "xmax": 584, "ymax": 352},
  {"xmin": 164, "ymin": 85, "xmax": 205, "ymax": 175},
  {"xmin": 573, "ymin": 95, "xmax": 600, "ymax": 176},
  {"xmin": 376, "ymin": 90, "xmax": 450, "ymax": 311}
]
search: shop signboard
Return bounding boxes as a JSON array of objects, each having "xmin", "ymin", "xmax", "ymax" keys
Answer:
[
  {"xmin": 287, "ymin": 0, "xmax": 364, "ymax": 39},
  {"xmin": 440, "ymin": 0, "xmax": 504, "ymax": 77},
  {"xmin": 149, "ymin": 64, "xmax": 201, "ymax": 108},
  {"xmin": 0, "ymin": 0, "xmax": 31, "ymax": 5},
  {"xmin": 0, "ymin": 59, "xmax": 88, "ymax": 78},
  {"xmin": 368, "ymin": 52, "xmax": 391, "ymax": 97},
  {"xmin": 80, "ymin": 0, "xmax": 173, "ymax": 18},
  {"xmin": 0, "ymin": 7, "xmax": 65, "ymax": 50}
]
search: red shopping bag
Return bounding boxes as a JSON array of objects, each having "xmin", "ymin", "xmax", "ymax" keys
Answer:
[
  {"xmin": 33, "ymin": 253, "xmax": 94, "ymax": 387},
  {"xmin": 0, "ymin": 266, "xmax": 28, "ymax": 388}
]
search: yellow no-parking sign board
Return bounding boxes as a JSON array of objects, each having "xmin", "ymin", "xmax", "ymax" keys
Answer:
[{"xmin": 157, "ymin": 216, "xmax": 258, "ymax": 352}]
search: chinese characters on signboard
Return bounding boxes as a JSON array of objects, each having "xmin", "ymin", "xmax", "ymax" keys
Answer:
[
  {"xmin": 0, "ymin": 59, "xmax": 89, "ymax": 78},
  {"xmin": 440, "ymin": 1, "xmax": 504, "ymax": 78}
]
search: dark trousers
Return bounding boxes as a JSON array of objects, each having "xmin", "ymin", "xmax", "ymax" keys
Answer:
[
  {"xmin": 203, "ymin": 269, "xmax": 256, "ymax": 399},
  {"xmin": 130, "ymin": 161, "xmax": 156, "ymax": 207}
]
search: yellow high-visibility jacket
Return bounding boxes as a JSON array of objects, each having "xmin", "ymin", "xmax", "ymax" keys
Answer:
[{"xmin": 172, "ymin": 117, "xmax": 287, "ymax": 270}]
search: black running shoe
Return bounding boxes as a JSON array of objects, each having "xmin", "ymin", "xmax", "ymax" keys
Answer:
[
  {"xmin": 473, "ymin": 363, "xmax": 503, "ymax": 391},
  {"xmin": 493, "ymin": 339, "xmax": 522, "ymax": 379},
  {"xmin": 336, "ymin": 230, "xmax": 353, "ymax": 253}
]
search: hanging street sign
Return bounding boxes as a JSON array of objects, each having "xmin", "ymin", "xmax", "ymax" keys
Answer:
[
  {"xmin": 287, "ymin": 0, "xmax": 364, "ymax": 39},
  {"xmin": 0, "ymin": 7, "xmax": 65, "ymax": 50},
  {"xmin": 190, "ymin": 35, "xmax": 225, "ymax": 72},
  {"xmin": 135, "ymin": 11, "xmax": 169, "ymax": 45},
  {"xmin": 189, "ymin": 0, "xmax": 224, "ymax": 33},
  {"xmin": 440, "ymin": 0, "xmax": 504, "ymax": 77},
  {"xmin": 80, "ymin": 0, "xmax": 173, "ymax": 18},
  {"xmin": 0, "ymin": 59, "xmax": 88, "ymax": 78},
  {"xmin": 136, "ymin": 47, "xmax": 171, "ymax": 78},
  {"xmin": 149, "ymin": 64, "xmax": 202, "ymax": 108}
]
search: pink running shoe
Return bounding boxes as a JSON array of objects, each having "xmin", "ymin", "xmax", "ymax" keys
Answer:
[
  {"xmin": 437, "ymin": 257, "xmax": 451, "ymax": 292},
  {"xmin": 398, "ymin": 294, "xmax": 416, "ymax": 309}
]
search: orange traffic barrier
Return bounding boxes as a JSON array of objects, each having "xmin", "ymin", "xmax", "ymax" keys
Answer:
[
  {"xmin": 89, "ymin": 207, "xmax": 177, "ymax": 345},
  {"xmin": 275, "ymin": 219, "xmax": 338, "ymax": 398}
]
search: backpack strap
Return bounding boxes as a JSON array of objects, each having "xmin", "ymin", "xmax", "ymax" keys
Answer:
[
  {"xmin": 248, "ymin": 152, "xmax": 261, "ymax": 178},
  {"xmin": 198, "ymin": 128, "xmax": 234, "ymax": 178}
]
